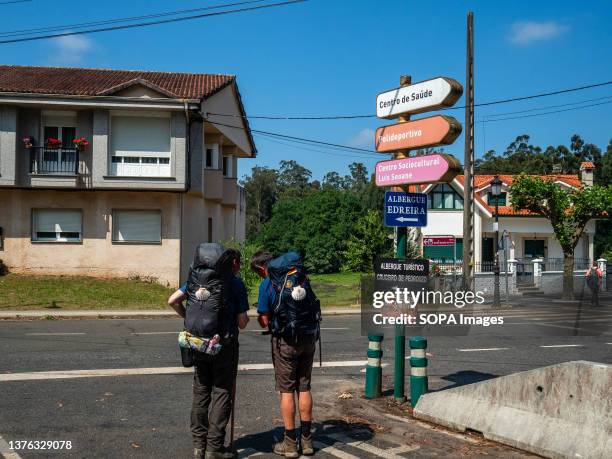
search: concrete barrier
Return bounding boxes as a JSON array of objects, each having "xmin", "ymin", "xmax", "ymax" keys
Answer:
[{"xmin": 414, "ymin": 361, "xmax": 611, "ymax": 458}]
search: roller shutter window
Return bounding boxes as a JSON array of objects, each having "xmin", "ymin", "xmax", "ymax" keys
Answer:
[
  {"xmin": 113, "ymin": 210, "xmax": 162, "ymax": 243},
  {"xmin": 32, "ymin": 209, "xmax": 82, "ymax": 242},
  {"xmin": 110, "ymin": 116, "xmax": 171, "ymax": 177}
]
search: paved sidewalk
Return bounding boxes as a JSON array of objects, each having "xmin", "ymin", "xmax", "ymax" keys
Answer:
[{"xmin": 0, "ymin": 307, "xmax": 361, "ymax": 319}]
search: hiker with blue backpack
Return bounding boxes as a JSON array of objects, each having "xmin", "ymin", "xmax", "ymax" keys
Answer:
[
  {"xmin": 168, "ymin": 244, "xmax": 249, "ymax": 459},
  {"xmin": 250, "ymin": 250, "xmax": 321, "ymax": 458}
]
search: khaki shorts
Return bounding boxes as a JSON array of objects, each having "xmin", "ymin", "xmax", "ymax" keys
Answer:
[{"xmin": 271, "ymin": 336, "xmax": 316, "ymax": 393}]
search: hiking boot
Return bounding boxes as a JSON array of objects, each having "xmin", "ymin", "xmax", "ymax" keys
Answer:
[
  {"xmin": 301, "ymin": 434, "xmax": 314, "ymax": 455},
  {"xmin": 205, "ymin": 448, "xmax": 236, "ymax": 459},
  {"xmin": 273, "ymin": 435, "xmax": 299, "ymax": 458},
  {"xmin": 194, "ymin": 448, "xmax": 205, "ymax": 459}
]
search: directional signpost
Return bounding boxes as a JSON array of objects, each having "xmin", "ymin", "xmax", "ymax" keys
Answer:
[
  {"xmin": 384, "ymin": 191, "xmax": 427, "ymax": 227},
  {"xmin": 372, "ymin": 74, "xmax": 463, "ymax": 405}
]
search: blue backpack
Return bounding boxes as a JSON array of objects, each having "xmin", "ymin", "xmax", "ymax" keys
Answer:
[{"xmin": 267, "ymin": 252, "xmax": 321, "ymax": 343}]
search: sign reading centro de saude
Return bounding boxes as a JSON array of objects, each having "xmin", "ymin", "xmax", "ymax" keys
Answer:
[
  {"xmin": 384, "ymin": 191, "xmax": 427, "ymax": 227},
  {"xmin": 375, "ymin": 153, "xmax": 461, "ymax": 187},
  {"xmin": 376, "ymin": 77, "xmax": 463, "ymax": 119},
  {"xmin": 375, "ymin": 115, "xmax": 462, "ymax": 153}
]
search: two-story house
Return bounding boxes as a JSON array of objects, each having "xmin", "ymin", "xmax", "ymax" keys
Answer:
[
  {"xmin": 421, "ymin": 163, "xmax": 597, "ymax": 270},
  {"xmin": 0, "ymin": 65, "xmax": 255, "ymax": 286}
]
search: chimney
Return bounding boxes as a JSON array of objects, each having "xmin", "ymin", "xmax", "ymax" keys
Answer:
[{"xmin": 580, "ymin": 162, "xmax": 594, "ymax": 186}]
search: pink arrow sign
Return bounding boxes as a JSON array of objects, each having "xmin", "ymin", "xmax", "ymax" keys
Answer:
[{"xmin": 375, "ymin": 154, "xmax": 460, "ymax": 187}]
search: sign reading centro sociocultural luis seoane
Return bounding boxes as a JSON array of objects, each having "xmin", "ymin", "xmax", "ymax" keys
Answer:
[
  {"xmin": 375, "ymin": 115, "xmax": 462, "ymax": 153},
  {"xmin": 376, "ymin": 77, "xmax": 463, "ymax": 119},
  {"xmin": 384, "ymin": 191, "xmax": 427, "ymax": 227},
  {"xmin": 375, "ymin": 153, "xmax": 461, "ymax": 187}
]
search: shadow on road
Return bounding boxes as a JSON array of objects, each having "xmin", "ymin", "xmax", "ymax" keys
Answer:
[
  {"xmin": 234, "ymin": 420, "xmax": 375, "ymax": 454},
  {"xmin": 439, "ymin": 370, "xmax": 498, "ymax": 390}
]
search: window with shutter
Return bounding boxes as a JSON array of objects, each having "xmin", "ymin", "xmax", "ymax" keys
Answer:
[
  {"xmin": 32, "ymin": 209, "xmax": 82, "ymax": 242},
  {"xmin": 112, "ymin": 210, "xmax": 162, "ymax": 243},
  {"xmin": 110, "ymin": 115, "xmax": 171, "ymax": 177}
]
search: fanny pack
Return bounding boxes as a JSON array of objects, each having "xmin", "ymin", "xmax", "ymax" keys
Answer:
[{"xmin": 178, "ymin": 331, "xmax": 222, "ymax": 356}]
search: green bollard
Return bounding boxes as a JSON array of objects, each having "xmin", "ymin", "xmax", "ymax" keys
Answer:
[
  {"xmin": 365, "ymin": 333, "xmax": 383, "ymax": 399},
  {"xmin": 393, "ymin": 324, "xmax": 406, "ymax": 402},
  {"xmin": 409, "ymin": 336, "xmax": 428, "ymax": 407}
]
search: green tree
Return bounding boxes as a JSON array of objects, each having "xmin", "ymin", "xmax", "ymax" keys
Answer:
[
  {"xmin": 278, "ymin": 160, "xmax": 312, "ymax": 198},
  {"xmin": 510, "ymin": 175, "xmax": 612, "ymax": 299},
  {"xmin": 258, "ymin": 188, "xmax": 363, "ymax": 273},
  {"xmin": 322, "ymin": 171, "xmax": 347, "ymax": 190},
  {"xmin": 342, "ymin": 210, "xmax": 391, "ymax": 272},
  {"xmin": 346, "ymin": 162, "xmax": 369, "ymax": 193},
  {"xmin": 241, "ymin": 166, "xmax": 279, "ymax": 237}
]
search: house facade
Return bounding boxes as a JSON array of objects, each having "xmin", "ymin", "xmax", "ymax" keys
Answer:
[
  {"xmin": 0, "ymin": 65, "xmax": 255, "ymax": 286},
  {"xmin": 421, "ymin": 165, "xmax": 597, "ymax": 270}
]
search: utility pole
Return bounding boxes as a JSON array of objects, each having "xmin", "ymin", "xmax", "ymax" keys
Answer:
[
  {"xmin": 462, "ymin": 11, "xmax": 475, "ymax": 290},
  {"xmin": 393, "ymin": 74, "xmax": 411, "ymax": 402}
]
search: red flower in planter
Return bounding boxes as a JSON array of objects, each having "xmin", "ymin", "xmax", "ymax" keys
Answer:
[
  {"xmin": 73, "ymin": 137, "xmax": 90, "ymax": 151},
  {"xmin": 46, "ymin": 137, "xmax": 62, "ymax": 149},
  {"xmin": 22, "ymin": 136, "xmax": 33, "ymax": 149}
]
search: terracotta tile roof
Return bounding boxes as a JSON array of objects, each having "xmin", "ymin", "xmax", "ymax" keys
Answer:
[
  {"xmin": 453, "ymin": 173, "xmax": 582, "ymax": 216},
  {"xmin": 580, "ymin": 161, "xmax": 595, "ymax": 169},
  {"xmin": 0, "ymin": 65, "xmax": 235, "ymax": 99}
]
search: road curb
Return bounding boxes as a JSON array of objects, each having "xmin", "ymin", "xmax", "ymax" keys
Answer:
[{"xmin": 0, "ymin": 308, "xmax": 362, "ymax": 320}]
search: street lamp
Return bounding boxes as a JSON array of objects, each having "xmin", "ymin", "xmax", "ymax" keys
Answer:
[{"xmin": 491, "ymin": 175, "xmax": 503, "ymax": 307}]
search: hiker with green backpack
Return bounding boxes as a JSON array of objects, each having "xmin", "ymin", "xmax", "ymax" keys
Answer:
[
  {"xmin": 585, "ymin": 261, "xmax": 603, "ymax": 307},
  {"xmin": 168, "ymin": 244, "xmax": 249, "ymax": 459},
  {"xmin": 250, "ymin": 250, "xmax": 321, "ymax": 458}
]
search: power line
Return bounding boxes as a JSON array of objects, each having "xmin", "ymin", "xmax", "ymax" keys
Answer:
[
  {"xmin": 207, "ymin": 118, "xmax": 381, "ymax": 155},
  {"xmin": 480, "ymin": 94, "xmax": 612, "ymax": 119},
  {"xmin": 481, "ymin": 100, "xmax": 612, "ymax": 123},
  {"xmin": 0, "ymin": 0, "xmax": 307, "ymax": 44},
  {"xmin": 0, "ymin": 0, "xmax": 31, "ymax": 5},
  {"xmin": 254, "ymin": 133, "xmax": 384, "ymax": 160},
  {"xmin": 205, "ymin": 80, "xmax": 612, "ymax": 120},
  {"xmin": 0, "ymin": 0, "xmax": 268, "ymax": 38}
]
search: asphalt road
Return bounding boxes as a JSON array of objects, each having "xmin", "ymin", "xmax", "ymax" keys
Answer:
[{"xmin": 0, "ymin": 298, "xmax": 611, "ymax": 458}]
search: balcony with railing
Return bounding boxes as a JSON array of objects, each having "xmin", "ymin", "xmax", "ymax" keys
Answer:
[{"xmin": 29, "ymin": 146, "xmax": 79, "ymax": 175}]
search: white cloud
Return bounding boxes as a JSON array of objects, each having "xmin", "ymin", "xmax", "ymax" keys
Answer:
[
  {"xmin": 50, "ymin": 34, "xmax": 93, "ymax": 65},
  {"xmin": 509, "ymin": 20, "xmax": 569, "ymax": 45},
  {"xmin": 347, "ymin": 128, "xmax": 375, "ymax": 148}
]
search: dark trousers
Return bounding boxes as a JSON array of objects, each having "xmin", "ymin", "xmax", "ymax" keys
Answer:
[
  {"xmin": 191, "ymin": 339, "xmax": 238, "ymax": 451},
  {"xmin": 590, "ymin": 285, "xmax": 600, "ymax": 306}
]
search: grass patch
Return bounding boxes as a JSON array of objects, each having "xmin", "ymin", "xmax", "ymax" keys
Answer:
[
  {"xmin": 0, "ymin": 274, "xmax": 174, "ymax": 310},
  {"xmin": 1, "ymin": 271, "xmax": 365, "ymax": 311},
  {"xmin": 247, "ymin": 272, "xmax": 363, "ymax": 308}
]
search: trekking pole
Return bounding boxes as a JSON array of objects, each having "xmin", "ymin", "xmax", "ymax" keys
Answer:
[{"xmin": 229, "ymin": 344, "xmax": 238, "ymax": 451}]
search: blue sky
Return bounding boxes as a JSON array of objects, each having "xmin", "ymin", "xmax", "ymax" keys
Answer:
[{"xmin": 1, "ymin": 0, "xmax": 611, "ymax": 180}]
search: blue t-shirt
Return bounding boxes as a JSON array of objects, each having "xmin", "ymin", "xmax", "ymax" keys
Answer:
[
  {"xmin": 256, "ymin": 277, "xmax": 277, "ymax": 314},
  {"xmin": 180, "ymin": 276, "xmax": 249, "ymax": 316}
]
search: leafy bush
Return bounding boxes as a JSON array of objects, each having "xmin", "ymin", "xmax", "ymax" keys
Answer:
[{"xmin": 0, "ymin": 259, "xmax": 8, "ymax": 276}]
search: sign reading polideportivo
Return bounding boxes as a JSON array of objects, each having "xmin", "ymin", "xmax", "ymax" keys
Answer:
[
  {"xmin": 384, "ymin": 191, "xmax": 427, "ymax": 227},
  {"xmin": 375, "ymin": 153, "xmax": 461, "ymax": 187},
  {"xmin": 376, "ymin": 77, "xmax": 463, "ymax": 119},
  {"xmin": 375, "ymin": 115, "xmax": 462, "ymax": 153}
]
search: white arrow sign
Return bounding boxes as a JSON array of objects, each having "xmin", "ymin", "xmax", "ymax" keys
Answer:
[
  {"xmin": 396, "ymin": 217, "xmax": 419, "ymax": 222},
  {"xmin": 376, "ymin": 77, "xmax": 463, "ymax": 119}
]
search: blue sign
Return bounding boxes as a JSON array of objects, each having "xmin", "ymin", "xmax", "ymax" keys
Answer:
[{"xmin": 384, "ymin": 191, "xmax": 427, "ymax": 227}]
